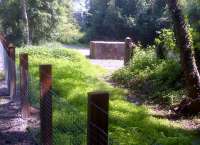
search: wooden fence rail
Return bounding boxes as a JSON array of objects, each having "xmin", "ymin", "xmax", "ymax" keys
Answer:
[
  {"xmin": 19, "ymin": 62, "xmax": 110, "ymax": 145},
  {"xmin": 17, "ymin": 53, "xmax": 111, "ymax": 145},
  {"xmin": 2, "ymin": 35, "xmax": 113, "ymax": 145}
]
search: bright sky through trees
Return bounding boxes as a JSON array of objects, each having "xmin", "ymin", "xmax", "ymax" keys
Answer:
[{"xmin": 72, "ymin": 0, "xmax": 88, "ymax": 12}]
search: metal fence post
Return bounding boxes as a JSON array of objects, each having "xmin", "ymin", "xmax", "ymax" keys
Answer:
[
  {"xmin": 124, "ymin": 37, "xmax": 134, "ymax": 66},
  {"xmin": 87, "ymin": 91, "xmax": 109, "ymax": 145},
  {"xmin": 40, "ymin": 65, "xmax": 52, "ymax": 145},
  {"xmin": 20, "ymin": 53, "xmax": 30, "ymax": 118}
]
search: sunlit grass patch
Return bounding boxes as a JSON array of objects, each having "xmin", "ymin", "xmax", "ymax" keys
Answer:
[
  {"xmin": 17, "ymin": 43, "xmax": 198, "ymax": 145},
  {"xmin": 0, "ymin": 71, "xmax": 5, "ymax": 81}
]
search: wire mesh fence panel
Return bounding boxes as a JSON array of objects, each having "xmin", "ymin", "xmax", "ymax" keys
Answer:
[
  {"xmin": 0, "ymin": 49, "xmax": 37, "ymax": 144},
  {"xmin": 19, "ymin": 56, "xmax": 87, "ymax": 145},
  {"xmin": 52, "ymin": 91, "xmax": 87, "ymax": 145},
  {"xmin": 14, "ymin": 51, "xmax": 121, "ymax": 145}
]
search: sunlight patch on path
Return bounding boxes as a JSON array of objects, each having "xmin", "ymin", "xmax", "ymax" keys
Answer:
[{"xmin": 64, "ymin": 45, "xmax": 124, "ymax": 72}]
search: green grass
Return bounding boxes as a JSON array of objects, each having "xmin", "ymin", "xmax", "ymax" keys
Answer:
[
  {"xmin": 0, "ymin": 71, "xmax": 5, "ymax": 81},
  {"xmin": 17, "ymin": 43, "xmax": 198, "ymax": 145}
]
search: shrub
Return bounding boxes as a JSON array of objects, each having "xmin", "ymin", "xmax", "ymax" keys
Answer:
[{"xmin": 112, "ymin": 48, "xmax": 183, "ymax": 105}]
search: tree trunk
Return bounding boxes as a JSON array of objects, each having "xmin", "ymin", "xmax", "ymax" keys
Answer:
[
  {"xmin": 21, "ymin": 0, "xmax": 30, "ymax": 45},
  {"xmin": 194, "ymin": 48, "xmax": 200, "ymax": 72},
  {"xmin": 167, "ymin": 0, "xmax": 200, "ymax": 115}
]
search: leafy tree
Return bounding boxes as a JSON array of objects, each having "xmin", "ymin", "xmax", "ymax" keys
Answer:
[
  {"xmin": 0, "ymin": 0, "xmax": 80, "ymax": 45},
  {"xmin": 0, "ymin": 0, "xmax": 23, "ymax": 44},
  {"xmin": 136, "ymin": 0, "xmax": 170, "ymax": 45},
  {"xmin": 155, "ymin": 29, "xmax": 176, "ymax": 59},
  {"xmin": 85, "ymin": 0, "xmax": 170, "ymax": 45},
  {"xmin": 21, "ymin": 0, "xmax": 30, "ymax": 44}
]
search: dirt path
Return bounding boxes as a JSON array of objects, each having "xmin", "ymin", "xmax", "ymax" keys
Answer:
[
  {"xmin": 0, "ymin": 43, "xmax": 32, "ymax": 144},
  {"xmin": 64, "ymin": 45, "xmax": 124, "ymax": 73},
  {"xmin": 0, "ymin": 43, "xmax": 38, "ymax": 144},
  {"xmin": 0, "ymin": 92, "xmax": 38, "ymax": 145}
]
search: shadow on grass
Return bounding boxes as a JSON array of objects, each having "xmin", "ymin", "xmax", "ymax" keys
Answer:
[
  {"xmin": 109, "ymin": 97, "xmax": 199, "ymax": 145},
  {"xmin": 52, "ymin": 77, "xmax": 199, "ymax": 145},
  {"xmin": 22, "ymin": 46, "xmax": 199, "ymax": 145}
]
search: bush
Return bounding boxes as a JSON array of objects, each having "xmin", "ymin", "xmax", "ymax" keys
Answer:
[{"xmin": 112, "ymin": 48, "xmax": 184, "ymax": 105}]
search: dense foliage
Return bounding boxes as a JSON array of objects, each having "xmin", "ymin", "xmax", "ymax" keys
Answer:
[
  {"xmin": 186, "ymin": 0, "xmax": 200, "ymax": 70},
  {"xmin": 0, "ymin": 0, "xmax": 198, "ymax": 46},
  {"xmin": 112, "ymin": 47, "xmax": 184, "ymax": 105},
  {"xmin": 16, "ymin": 44, "xmax": 197, "ymax": 145},
  {"xmin": 0, "ymin": 0, "xmax": 82, "ymax": 45},
  {"xmin": 112, "ymin": 18, "xmax": 199, "ymax": 105},
  {"xmin": 85, "ymin": 0, "xmax": 170, "ymax": 45},
  {"xmin": 84, "ymin": 0, "xmax": 199, "ymax": 46}
]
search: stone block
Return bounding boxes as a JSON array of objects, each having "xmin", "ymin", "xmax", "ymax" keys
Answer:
[{"xmin": 90, "ymin": 41, "xmax": 125, "ymax": 60}]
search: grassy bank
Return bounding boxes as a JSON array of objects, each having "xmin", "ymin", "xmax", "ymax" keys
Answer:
[
  {"xmin": 112, "ymin": 48, "xmax": 184, "ymax": 106},
  {"xmin": 17, "ymin": 43, "xmax": 198, "ymax": 145}
]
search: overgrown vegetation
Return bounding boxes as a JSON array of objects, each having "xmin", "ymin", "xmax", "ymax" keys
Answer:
[
  {"xmin": 112, "ymin": 21, "xmax": 199, "ymax": 107},
  {"xmin": 112, "ymin": 48, "xmax": 184, "ymax": 105},
  {"xmin": 16, "ymin": 44, "xmax": 198, "ymax": 145}
]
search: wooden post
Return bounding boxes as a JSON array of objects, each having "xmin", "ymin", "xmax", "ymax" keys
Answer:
[
  {"xmin": 20, "ymin": 53, "xmax": 30, "ymax": 118},
  {"xmin": 124, "ymin": 37, "xmax": 134, "ymax": 66},
  {"xmin": 40, "ymin": 65, "xmax": 52, "ymax": 145},
  {"xmin": 8, "ymin": 44, "xmax": 16, "ymax": 97},
  {"xmin": 87, "ymin": 91, "xmax": 109, "ymax": 145}
]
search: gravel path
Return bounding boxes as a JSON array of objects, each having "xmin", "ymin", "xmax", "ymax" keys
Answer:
[
  {"xmin": 0, "ymin": 94, "xmax": 37, "ymax": 145},
  {"xmin": 0, "ymin": 86, "xmax": 38, "ymax": 144},
  {"xmin": 65, "ymin": 45, "xmax": 124, "ymax": 72}
]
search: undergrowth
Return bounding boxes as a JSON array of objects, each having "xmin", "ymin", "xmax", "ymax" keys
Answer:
[
  {"xmin": 112, "ymin": 48, "xmax": 185, "ymax": 105},
  {"xmin": 16, "ymin": 43, "xmax": 198, "ymax": 145}
]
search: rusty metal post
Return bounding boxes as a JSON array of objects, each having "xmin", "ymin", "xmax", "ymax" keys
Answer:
[
  {"xmin": 8, "ymin": 44, "xmax": 16, "ymax": 97},
  {"xmin": 87, "ymin": 91, "xmax": 109, "ymax": 145},
  {"xmin": 20, "ymin": 53, "xmax": 30, "ymax": 118},
  {"xmin": 40, "ymin": 65, "xmax": 52, "ymax": 145},
  {"xmin": 124, "ymin": 37, "xmax": 134, "ymax": 66}
]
